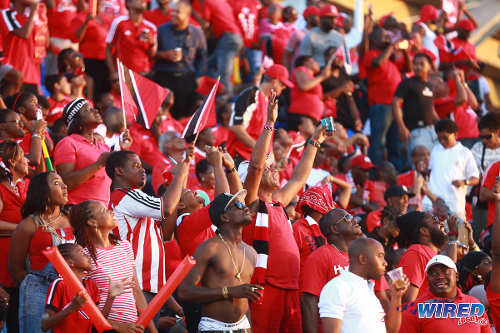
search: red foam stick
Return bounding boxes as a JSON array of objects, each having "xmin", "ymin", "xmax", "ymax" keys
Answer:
[
  {"xmin": 43, "ymin": 246, "xmax": 113, "ymax": 332},
  {"xmin": 89, "ymin": 0, "xmax": 97, "ymax": 17},
  {"xmin": 137, "ymin": 255, "xmax": 196, "ymax": 327}
]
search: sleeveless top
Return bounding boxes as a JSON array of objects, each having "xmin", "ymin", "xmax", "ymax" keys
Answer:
[
  {"xmin": 28, "ymin": 214, "xmax": 75, "ymax": 271},
  {"xmin": 0, "ymin": 181, "xmax": 28, "ymax": 287}
]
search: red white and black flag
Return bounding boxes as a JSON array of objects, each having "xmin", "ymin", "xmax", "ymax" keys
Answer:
[
  {"xmin": 116, "ymin": 59, "xmax": 168, "ymax": 129},
  {"xmin": 182, "ymin": 77, "xmax": 219, "ymax": 139}
]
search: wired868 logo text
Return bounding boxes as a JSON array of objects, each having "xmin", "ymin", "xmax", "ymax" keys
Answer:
[{"xmin": 417, "ymin": 302, "xmax": 488, "ymax": 326}]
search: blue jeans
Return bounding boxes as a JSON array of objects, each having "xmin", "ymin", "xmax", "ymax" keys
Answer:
[
  {"xmin": 19, "ymin": 264, "xmax": 58, "ymax": 333},
  {"xmin": 368, "ymin": 104, "xmax": 404, "ymax": 171},
  {"xmin": 244, "ymin": 48, "xmax": 262, "ymax": 83},
  {"xmin": 209, "ymin": 33, "xmax": 243, "ymax": 95}
]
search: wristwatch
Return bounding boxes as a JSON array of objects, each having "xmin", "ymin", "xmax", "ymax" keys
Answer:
[{"xmin": 307, "ymin": 138, "xmax": 321, "ymax": 149}]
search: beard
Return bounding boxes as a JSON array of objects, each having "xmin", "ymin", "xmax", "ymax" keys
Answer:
[{"xmin": 429, "ymin": 227, "xmax": 447, "ymax": 248}]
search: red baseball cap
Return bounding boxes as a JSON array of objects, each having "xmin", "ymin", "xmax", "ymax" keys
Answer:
[
  {"xmin": 350, "ymin": 154, "xmax": 375, "ymax": 170},
  {"xmin": 195, "ymin": 76, "xmax": 225, "ymax": 96},
  {"xmin": 303, "ymin": 6, "xmax": 320, "ymax": 18},
  {"xmin": 319, "ymin": 4, "xmax": 338, "ymax": 18},
  {"xmin": 419, "ymin": 5, "xmax": 438, "ymax": 23},
  {"xmin": 458, "ymin": 19, "xmax": 475, "ymax": 32},
  {"xmin": 265, "ymin": 64, "xmax": 294, "ymax": 88}
]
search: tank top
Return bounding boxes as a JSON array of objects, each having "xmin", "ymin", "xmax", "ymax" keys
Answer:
[
  {"xmin": 0, "ymin": 181, "xmax": 28, "ymax": 287},
  {"xmin": 28, "ymin": 214, "xmax": 75, "ymax": 271}
]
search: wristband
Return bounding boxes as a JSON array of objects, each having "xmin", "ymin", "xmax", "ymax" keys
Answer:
[
  {"xmin": 263, "ymin": 124, "xmax": 274, "ymax": 131},
  {"xmin": 225, "ymin": 167, "xmax": 236, "ymax": 174},
  {"xmin": 222, "ymin": 286, "xmax": 229, "ymax": 299},
  {"xmin": 32, "ymin": 133, "xmax": 41, "ymax": 138},
  {"xmin": 448, "ymin": 231, "xmax": 458, "ymax": 237},
  {"xmin": 307, "ymin": 138, "xmax": 321, "ymax": 149}
]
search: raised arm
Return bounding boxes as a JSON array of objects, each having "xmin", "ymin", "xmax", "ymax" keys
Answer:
[
  {"xmin": 12, "ymin": 2, "xmax": 38, "ymax": 39},
  {"xmin": 161, "ymin": 149, "xmax": 192, "ymax": 217},
  {"xmin": 206, "ymin": 147, "xmax": 230, "ymax": 196},
  {"xmin": 244, "ymin": 91, "xmax": 278, "ymax": 205},
  {"xmin": 273, "ymin": 125, "xmax": 327, "ymax": 206}
]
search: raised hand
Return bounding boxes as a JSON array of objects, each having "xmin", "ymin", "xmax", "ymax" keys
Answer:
[
  {"xmin": 267, "ymin": 90, "xmax": 278, "ymax": 124},
  {"xmin": 109, "ymin": 277, "xmax": 134, "ymax": 297}
]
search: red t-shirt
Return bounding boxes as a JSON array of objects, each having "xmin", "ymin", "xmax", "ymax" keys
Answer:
[
  {"xmin": 400, "ymin": 288, "xmax": 491, "ymax": 333},
  {"xmin": 371, "ymin": 180, "xmax": 388, "ymax": 209},
  {"xmin": 19, "ymin": 130, "xmax": 54, "ymax": 157},
  {"xmin": 487, "ymin": 286, "xmax": 500, "ymax": 329},
  {"xmin": 289, "ymin": 66, "xmax": 324, "ymax": 121},
  {"xmin": 211, "ymin": 125, "xmax": 230, "ymax": 146},
  {"xmin": 362, "ymin": 49, "xmax": 402, "ymax": 106},
  {"xmin": 144, "ymin": 8, "xmax": 170, "ymax": 27},
  {"xmin": 228, "ymin": 0, "xmax": 259, "ymax": 48},
  {"xmin": 192, "ymin": 0, "xmax": 241, "ymax": 38},
  {"xmin": 399, "ymin": 244, "xmax": 437, "ymax": 297},
  {"xmin": 45, "ymin": 277, "xmax": 100, "ymax": 333},
  {"xmin": 0, "ymin": 6, "xmax": 48, "ymax": 84},
  {"xmin": 128, "ymin": 122, "xmax": 163, "ymax": 169},
  {"xmin": 398, "ymin": 170, "xmax": 415, "ymax": 188},
  {"xmin": 259, "ymin": 20, "xmax": 293, "ymax": 65},
  {"xmin": 176, "ymin": 206, "xmax": 215, "ymax": 257},
  {"xmin": 30, "ymin": 226, "xmax": 75, "ymax": 271},
  {"xmin": 106, "ymin": 16, "xmax": 157, "ymax": 73},
  {"xmin": 71, "ymin": 12, "xmax": 113, "ymax": 60},
  {"xmin": 53, "ymin": 134, "xmax": 111, "ymax": 205},
  {"xmin": 292, "ymin": 216, "xmax": 326, "ymax": 286},
  {"xmin": 0, "ymin": 180, "xmax": 28, "ymax": 287},
  {"xmin": 164, "ymin": 240, "xmax": 183, "ymax": 280},
  {"xmin": 481, "ymin": 160, "xmax": 500, "ymax": 227},
  {"xmin": 439, "ymin": 37, "xmax": 477, "ymax": 69},
  {"xmin": 301, "ymin": 244, "xmax": 349, "ymax": 296},
  {"xmin": 47, "ymin": 0, "xmax": 78, "ymax": 40},
  {"xmin": 48, "ymin": 96, "xmax": 72, "ymax": 124}
]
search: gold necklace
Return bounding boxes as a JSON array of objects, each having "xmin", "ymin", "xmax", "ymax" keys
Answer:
[{"xmin": 218, "ymin": 233, "xmax": 245, "ymax": 281}]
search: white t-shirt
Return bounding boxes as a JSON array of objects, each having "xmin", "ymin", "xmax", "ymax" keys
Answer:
[
  {"xmin": 470, "ymin": 141, "xmax": 500, "ymax": 173},
  {"xmin": 424, "ymin": 142, "xmax": 479, "ymax": 219},
  {"xmin": 318, "ymin": 271, "xmax": 386, "ymax": 333}
]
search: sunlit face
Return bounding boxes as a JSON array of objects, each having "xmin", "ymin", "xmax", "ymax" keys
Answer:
[
  {"xmin": 47, "ymin": 173, "xmax": 68, "ymax": 206},
  {"xmin": 427, "ymin": 264, "xmax": 457, "ymax": 297}
]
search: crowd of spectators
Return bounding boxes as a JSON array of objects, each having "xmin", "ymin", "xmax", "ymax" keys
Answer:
[{"xmin": 0, "ymin": 0, "xmax": 499, "ymax": 332}]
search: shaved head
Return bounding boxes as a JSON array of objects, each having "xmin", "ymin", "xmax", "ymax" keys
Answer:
[
  {"xmin": 348, "ymin": 237, "xmax": 381, "ymax": 263},
  {"xmin": 319, "ymin": 209, "xmax": 347, "ymax": 236}
]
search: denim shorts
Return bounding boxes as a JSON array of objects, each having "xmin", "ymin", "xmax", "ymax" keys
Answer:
[{"xmin": 19, "ymin": 264, "xmax": 58, "ymax": 333}]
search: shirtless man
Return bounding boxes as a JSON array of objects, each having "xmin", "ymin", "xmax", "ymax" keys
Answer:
[{"xmin": 178, "ymin": 189, "xmax": 262, "ymax": 332}]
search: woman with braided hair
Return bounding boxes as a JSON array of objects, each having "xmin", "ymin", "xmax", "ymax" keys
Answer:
[
  {"xmin": 8, "ymin": 171, "xmax": 74, "ymax": 332},
  {"xmin": 0, "ymin": 141, "xmax": 29, "ymax": 332},
  {"xmin": 70, "ymin": 200, "xmax": 154, "ymax": 333}
]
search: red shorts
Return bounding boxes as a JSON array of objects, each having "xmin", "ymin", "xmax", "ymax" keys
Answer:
[{"xmin": 250, "ymin": 283, "xmax": 302, "ymax": 333}]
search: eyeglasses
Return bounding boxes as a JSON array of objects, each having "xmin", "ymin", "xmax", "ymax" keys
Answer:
[
  {"xmin": 225, "ymin": 201, "xmax": 247, "ymax": 212},
  {"xmin": 480, "ymin": 134, "xmax": 493, "ymax": 140}
]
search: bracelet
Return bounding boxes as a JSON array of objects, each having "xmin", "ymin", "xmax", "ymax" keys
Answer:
[
  {"xmin": 225, "ymin": 167, "xmax": 236, "ymax": 174},
  {"xmin": 448, "ymin": 231, "xmax": 458, "ymax": 237},
  {"xmin": 32, "ymin": 133, "xmax": 41, "ymax": 138},
  {"xmin": 222, "ymin": 286, "xmax": 229, "ymax": 299},
  {"xmin": 263, "ymin": 124, "xmax": 274, "ymax": 131},
  {"xmin": 448, "ymin": 240, "xmax": 458, "ymax": 246},
  {"xmin": 307, "ymin": 138, "xmax": 321, "ymax": 149}
]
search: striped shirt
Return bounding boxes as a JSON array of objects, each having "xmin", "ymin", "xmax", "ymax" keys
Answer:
[
  {"xmin": 110, "ymin": 188, "xmax": 165, "ymax": 293},
  {"xmin": 84, "ymin": 241, "xmax": 138, "ymax": 322}
]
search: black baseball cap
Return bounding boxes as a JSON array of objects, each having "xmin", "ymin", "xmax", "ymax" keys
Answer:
[
  {"xmin": 209, "ymin": 189, "xmax": 247, "ymax": 226},
  {"xmin": 384, "ymin": 185, "xmax": 415, "ymax": 200}
]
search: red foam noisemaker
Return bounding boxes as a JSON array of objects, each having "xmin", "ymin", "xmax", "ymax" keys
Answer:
[
  {"xmin": 137, "ymin": 255, "xmax": 196, "ymax": 327},
  {"xmin": 43, "ymin": 246, "xmax": 112, "ymax": 332}
]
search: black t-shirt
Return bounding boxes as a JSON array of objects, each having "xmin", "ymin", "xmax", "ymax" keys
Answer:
[{"xmin": 394, "ymin": 76, "xmax": 435, "ymax": 131}]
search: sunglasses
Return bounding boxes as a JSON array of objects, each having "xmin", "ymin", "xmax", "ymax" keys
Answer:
[
  {"xmin": 225, "ymin": 201, "xmax": 247, "ymax": 212},
  {"xmin": 480, "ymin": 134, "xmax": 493, "ymax": 140},
  {"xmin": 334, "ymin": 213, "xmax": 355, "ymax": 226}
]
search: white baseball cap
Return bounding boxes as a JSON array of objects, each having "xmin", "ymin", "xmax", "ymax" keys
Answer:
[{"xmin": 425, "ymin": 255, "xmax": 457, "ymax": 273}]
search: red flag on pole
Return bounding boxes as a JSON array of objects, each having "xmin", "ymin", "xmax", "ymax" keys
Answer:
[
  {"xmin": 116, "ymin": 59, "xmax": 169, "ymax": 129},
  {"xmin": 182, "ymin": 78, "xmax": 219, "ymax": 138}
]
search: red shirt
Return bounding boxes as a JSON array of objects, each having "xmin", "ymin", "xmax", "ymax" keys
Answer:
[
  {"xmin": 487, "ymin": 286, "xmax": 500, "ymax": 329},
  {"xmin": 144, "ymin": 8, "xmax": 170, "ymax": 27},
  {"xmin": 48, "ymin": 96, "xmax": 72, "ymax": 124},
  {"xmin": 289, "ymin": 66, "xmax": 324, "ymax": 121},
  {"xmin": 399, "ymin": 244, "xmax": 437, "ymax": 297},
  {"xmin": 439, "ymin": 37, "xmax": 477, "ymax": 69},
  {"xmin": 259, "ymin": 20, "xmax": 292, "ymax": 65},
  {"xmin": 164, "ymin": 240, "xmax": 183, "ymax": 280},
  {"xmin": 228, "ymin": 0, "xmax": 259, "ymax": 48},
  {"xmin": 0, "ymin": 6, "xmax": 48, "ymax": 84},
  {"xmin": 192, "ymin": 0, "xmax": 241, "ymax": 38},
  {"xmin": 20, "ymin": 129, "xmax": 54, "ymax": 157},
  {"xmin": 371, "ymin": 180, "xmax": 388, "ymax": 209},
  {"xmin": 211, "ymin": 125, "xmax": 230, "ymax": 146},
  {"xmin": 400, "ymin": 288, "xmax": 491, "ymax": 333},
  {"xmin": 30, "ymin": 226, "xmax": 74, "ymax": 271},
  {"xmin": 398, "ymin": 170, "xmax": 415, "ymax": 188},
  {"xmin": 227, "ymin": 88, "xmax": 268, "ymax": 160},
  {"xmin": 0, "ymin": 180, "xmax": 28, "ymax": 287},
  {"xmin": 47, "ymin": 0, "xmax": 78, "ymax": 40},
  {"xmin": 106, "ymin": 16, "xmax": 157, "ymax": 73},
  {"xmin": 481, "ymin": 160, "xmax": 500, "ymax": 227},
  {"xmin": 45, "ymin": 277, "xmax": 100, "ymax": 333},
  {"xmin": 362, "ymin": 50, "xmax": 402, "ymax": 106},
  {"xmin": 128, "ymin": 122, "xmax": 163, "ymax": 169},
  {"xmin": 71, "ymin": 12, "xmax": 113, "ymax": 60},
  {"xmin": 292, "ymin": 216, "xmax": 326, "ymax": 287},
  {"xmin": 301, "ymin": 244, "xmax": 349, "ymax": 296},
  {"xmin": 53, "ymin": 134, "xmax": 111, "ymax": 205},
  {"xmin": 176, "ymin": 206, "xmax": 215, "ymax": 257}
]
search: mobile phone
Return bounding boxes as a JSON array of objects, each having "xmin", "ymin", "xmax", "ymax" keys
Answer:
[
  {"xmin": 321, "ymin": 117, "xmax": 335, "ymax": 132},
  {"xmin": 457, "ymin": 220, "xmax": 468, "ymax": 246}
]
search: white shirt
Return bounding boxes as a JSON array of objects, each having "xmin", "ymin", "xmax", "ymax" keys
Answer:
[
  {"xmin": 424, "ymin": 142, "xmax": 479, "ymax": 219},
  {"xmin": 470, "ymin": 141, "xmax": 500, "ymax": 173},
  {"xmin": 318, "ymin": 271, "xmax": 386, "ymax": 333}
]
